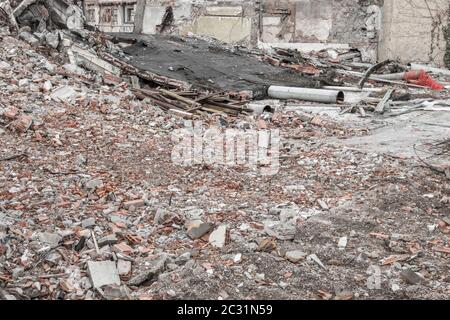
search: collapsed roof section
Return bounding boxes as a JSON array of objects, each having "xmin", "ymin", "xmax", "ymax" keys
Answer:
[{"xmin": 112, "ymin": 33, "xmax": 321, "ymax": 96}]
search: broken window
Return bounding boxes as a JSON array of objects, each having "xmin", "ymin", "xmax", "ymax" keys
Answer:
[
  {"xmin": 100, "ymin": 6, "xmax": 118, "ymax": 24},
  {"xmin": 124, "ymin": 5, "xmax": 135, "ymax": 24}
]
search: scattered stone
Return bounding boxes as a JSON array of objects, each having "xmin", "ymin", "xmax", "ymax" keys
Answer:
[
  {"xmin": 263, "ymin": 221, "xmax": 296, "ymax": 241},
  {"xmin": 256, "ymin": 238, "xmax": 277, "ymax": 252},
  {"xmin": 101, "ymin": 284, "xmax": 130, "ymax": 300},
  {"xmin": 0, "ymin": 213, "xmax": 14, "ymax": 231},
  {"xmin": 400, "ymin": 269, "xmax": 424, "ymax": 285},
  {"xmin": 110, "ymin": 215, "xmax": 129, "ymax": 225},
  {"xmin": 87, "ymin": 260, "xmax": 121, "ymax": 289},
  {"xmin": 74, "ymin": 236, "xmax": 86, "ymax": 252},
  {"xmin": 153, "ymin": 208, "xmax": 167, "ymax": 224},
  {"xmin": 391, "ymin": 283, "xmax": 401, "ymax": 292},
  {"xmin": 338, "ymin": 237, "xmax": 348, "ymax": 250},
  {"xmin": 123, "ymin": 199, "xmax": 145, "ymax": 210},
  {"xmin": 75, "ymin": 154, "xmax": 87, "ymax": 166},
  {"xmin": 0, "ymin": 289, "xmax": 16, "ymax": 300},
  {"xmin": 307, "ymin": 254, "xmax": 326, "ymax": 269},
  {"xmin": 81, "ymin": 218, "xmax": 96, "ymax": 228},
  {"xmin": 63, "ymin": 63, "xmax": 86, "ymax": 76},
  {"xmin": 334, "ymin": 286, "xmax": 354, "ymax": 300},
  {"xmin": 117, "ymin": 259, "xmax": 132, "ymax": 276},
  {"xmin": 50, "ymin": 85, "xmax": 77, "ymax": 102},
  {"xmin": 209, "ymin": 225, "xmax": 227, "ymax": 248},
  {"xmin": 45, "ymin": 32, "xmax": 59, "ymax": 49},
  {"xmin": 112, "ymin": 242, "xmax": 134, "ymax": 254},
  {"xmin": 185, "ymin": 208, "xmax": 204, "ymax": 220},
  {"xmin": 285, "ymin": 250, "xmax": 307, "ymax": 263},
  {"xmin": 12, "ymin": 267, "xmax": 24, "ymax": 279},
  {"xmin": 186, "ymin": 221, "xmax": 212, "ymax": 239},
  {"xmin": 38, "ymin": 232, "xmax": 62, "ymax": 246},
  {"xmin": 0, "ymin": 61, "xmax": 11, "ymax": 71},
  {"xmin": 45, "ymin": 252, "xmax": 62, "ymax": 266},
  {"xmin": 97, "ymin": 234, "xmax": 118, "ymax": 247},
  {"xmin": 317, "ymin": 199, "xmax": 329, "ymax": 210},
  {"xmin": 18, "ymin": 79, "xmax": 29, "ymax": 87},
  {"xmin": 84, "ymin": 178, "xmax": 103, "ymax": 191},
  {"xmin": 13, "ymin": 114, "xmax": 33, "ymax": 132},
  {"xmin": 19, "ymin": 31, "xmax": 39, "ymax": 46},
  {"xmin": 175, "ymin": 252, "xmax": 191, "ymax": 265},
  {"xmin": 128, "ymin": 254, "xmax": 167, "ymax": 286},
  {"xmin": 42, "ymin": 80, "xmax": 52, "ymax": 92}
]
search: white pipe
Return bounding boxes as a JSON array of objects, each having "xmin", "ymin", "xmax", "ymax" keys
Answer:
[
  {"xmin": 268, "ymin": 86, "xmax": 344, "ymax": 104},
  {"xmin": 323, "ymin": 86, "xmax": 383, "ymax": 93}
]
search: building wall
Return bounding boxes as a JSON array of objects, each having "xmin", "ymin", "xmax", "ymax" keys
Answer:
[
  {"xmin": 85, "ymin": 0, "xmax": 450, "ymax": 67},
  {"xmin": 133, "ymin": 0, "xmax": 381, "ymax": 59},
  {"xmin": 259, "ymin": 0, "xmax": 382, "ymax": 62},
  {"xmin": 379, "ymin": 0, "xmax": 449, "ymax": 67}
]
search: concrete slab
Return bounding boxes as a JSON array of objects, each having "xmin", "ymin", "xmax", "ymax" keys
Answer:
[{"xmin": 87, "ymin": 260, "xmax": 121, "ymax": 289}]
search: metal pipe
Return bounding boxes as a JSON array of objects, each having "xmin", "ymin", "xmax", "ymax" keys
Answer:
[{"xmin": 268, "ymin": 86, "xmax": 344, "ymax": 104}]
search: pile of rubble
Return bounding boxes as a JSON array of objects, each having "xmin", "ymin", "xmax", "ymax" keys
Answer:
[{"xmin": 1, "ymin": 1, "xmax": 449, "ymax": 301}]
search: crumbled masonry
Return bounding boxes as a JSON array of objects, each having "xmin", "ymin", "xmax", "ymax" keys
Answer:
[{"xmin": 0, "ymin": 1, "xmax": 449, "ymax": 301}]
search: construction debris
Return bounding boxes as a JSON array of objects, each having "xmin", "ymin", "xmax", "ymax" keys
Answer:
[{"xmin": 0, "ymin": 0, "xmax": 449, "ymax": 302}]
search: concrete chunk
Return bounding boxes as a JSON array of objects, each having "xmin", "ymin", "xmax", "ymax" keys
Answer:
[
  {"xmin": 87, "ymin": 260, "xmax": 120, "ymax": 289},
  {"xmin": 19, "ymin": 31, "xmax": 39, "ymax": 46},
  {"xmin": 81, "ymin": 218, "xmax": 96, "ymax": 228},
  {"xmin": 98, "ymin": 234, "xmax": 119, "ymax": 247},
  {"xmin": 97, "ymin": 234, "xmax": 118, "ymax": 247},
  {"xmin": 285, "ymin": 250, "xmax": 307, "ymax": 263},
  {"xmin": 51, "ymin": 85, "xmax": 77, "ymax": 102},
  {"xmin": 123, "ymin": 199, "xmax": 145, "ymax": 210},
  {"xmin": 38, "ymin": 232, "xmax": 62, "ymax": 246},
  {"xmin": 186, "ymin": 221, "xmax": 212, "ymax": 239},
  {"xmin": 117, "ymin": 259, "xmax": 132, "ymax": 276},
  {"xmin": 209, "ymin": 225, "xmax": 227, "ymax": 248},
  {"xmin": 401, "ymin": 269, "xmax": 424, "ymax": 285}
]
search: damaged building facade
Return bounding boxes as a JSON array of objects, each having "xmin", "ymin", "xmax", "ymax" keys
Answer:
[
  {"xmin": 84, "ymin": 0, "xmax": 450, "ymax": 67},
  {"xmin": 84, "ymin": 0, "xmax": 136, "ymax": 32}
]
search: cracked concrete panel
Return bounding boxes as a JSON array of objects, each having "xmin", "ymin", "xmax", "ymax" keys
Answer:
[{"xmin": 295, "ymin": 0, "xmax": 332, "ymax": 42}]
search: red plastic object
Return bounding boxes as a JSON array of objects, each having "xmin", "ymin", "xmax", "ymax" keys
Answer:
[
  {"xmin": 403, "ymin": 71, "xmax": 421, "ymax": 82},
  {"xmin": 403, "ymin": 70, "xmax": 444, "ymax": 91}
]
